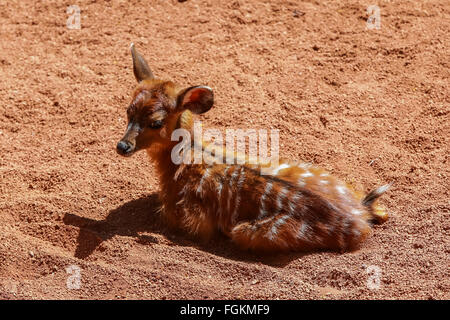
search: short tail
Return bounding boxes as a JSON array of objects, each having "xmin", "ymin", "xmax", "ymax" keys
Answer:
[{"xmin": 362, "ymin": 182, "xmax": 392, "ymax": 224}]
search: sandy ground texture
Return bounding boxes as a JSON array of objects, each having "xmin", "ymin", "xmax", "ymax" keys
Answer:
[{"xmin": 0, "ymin": 0, "xmax": 449, "ymax": 300}]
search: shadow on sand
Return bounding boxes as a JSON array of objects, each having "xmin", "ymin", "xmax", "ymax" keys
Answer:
[{"xmin": 63, "ymin": 193, "xmax": 314, "ymax": 266}]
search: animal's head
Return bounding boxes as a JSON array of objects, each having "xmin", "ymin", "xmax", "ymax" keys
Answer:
[{"xmin": 116, "ymin": 44, "xmax": 214, "ymax": 157}]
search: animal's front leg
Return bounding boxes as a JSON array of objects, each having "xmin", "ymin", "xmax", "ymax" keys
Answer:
[{"xmin": 179, "ymin": 204, "xmax": 216, "ymax": 242}]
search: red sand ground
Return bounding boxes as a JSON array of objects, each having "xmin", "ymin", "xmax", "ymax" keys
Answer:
[{"xmin": 0, "ymin": 0, "xmax": 448, "ymax": 300}]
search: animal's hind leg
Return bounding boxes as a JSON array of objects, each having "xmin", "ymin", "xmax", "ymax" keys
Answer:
[
  {"xmin": 230, "ymin": 213, "xmax": 372, "ymax": 253},
  {"xmin": 230, "ymin": 214, "xmax": 303, "ymax": 252}
]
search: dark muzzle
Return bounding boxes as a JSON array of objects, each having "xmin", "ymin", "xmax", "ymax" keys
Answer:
[{"xmin": 116, "ymin": 140, "xmax": 134, "ymax": 156}]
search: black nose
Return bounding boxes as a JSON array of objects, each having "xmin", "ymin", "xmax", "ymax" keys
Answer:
[{"xmin": 117, "ymin": 141, "xmax": 132, "ymax": 155}]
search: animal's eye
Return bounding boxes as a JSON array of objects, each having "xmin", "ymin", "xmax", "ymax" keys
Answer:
[{"xmin": 148, "ymin": 120, "xmax": 163, "ymax": 129}]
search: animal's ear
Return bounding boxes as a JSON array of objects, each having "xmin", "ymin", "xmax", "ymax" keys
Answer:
[
  {"xmin": 177, "ymin": 86, "xmax": 214, "ymax": 114},
  {"xmin": 130, "ymin": 43, "xmax": 154, "ymax": 82}
]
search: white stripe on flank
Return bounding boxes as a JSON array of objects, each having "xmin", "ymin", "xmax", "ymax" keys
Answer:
[
  {"xmin": 275, "ymin": 187, "xmax": 289, "ymax": 214},
  {"xmin": 267, "ymin": 215, "xmax": 290, "ymax": 240},
  {"xmin": 227, "ymin": 166, "xmax": 241, "ymax": 212},
  {"xmin": 297, "ymin": 222, "xmax": 309, "ymax": 240},
  {"xmin": 300, "ymin": 171, "xmax": 313, "ymax": 178},
  {"xmin": 336, "ymin": 185, "xmax": 347, "ymax": 195},
  {"xmin": 258, "ymin": 181, "xmax": 273, "ymax": 219},
  {"xmin": 216, "ymin": 166, "xmax": 230, "ymax": 196},
  {"xmin": 216, "ymin": 179, "xmax": 223, "ymax": 195},
  {"xmin": 288, "ymin": 192, "xmax": 301, "ymax": 214},
  {"xmin": 196, "ymin": 167, "xmax": 211, "ymax": 195},
  {"xmin": 231, "ymin": 167, "xmax": 246, "ymax": 224},
  {"xmin": 272, "ymin": 163, "xmax": 290, "ymax": 175},
  {"xmin": 351, "ymin": 208, "xmax": 362, "ymax": 216},
  {"xmin": 291, "ymin": 192, "xmax": 301, "ymax": 203},
  {"xmin": 297, "ymin": 178, "xmax": 306, "ymax": 187},
  {"xmin": 217, "ymin": 166, "xmax": 230, "ymax": 219}
]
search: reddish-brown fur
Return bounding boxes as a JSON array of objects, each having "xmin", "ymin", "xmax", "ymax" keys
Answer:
[{"xmin": 117, "ymin": 44, "xmax": 389, "ymax": 253}]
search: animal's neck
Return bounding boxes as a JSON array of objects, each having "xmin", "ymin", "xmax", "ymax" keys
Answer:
[{"xmin": 146, "ymin": 142, "xmax": 180, "ymax": 182}]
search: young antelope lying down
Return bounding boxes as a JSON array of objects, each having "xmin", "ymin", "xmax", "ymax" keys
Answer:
[{"xmin": 116, "ymin": 44, "xmax": 390, "ymax": 252}]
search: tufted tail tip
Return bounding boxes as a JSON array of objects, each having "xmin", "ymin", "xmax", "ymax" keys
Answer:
[{"xmin": 362, "ymin": 182, "xmax": 392, "ymax": 225}]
